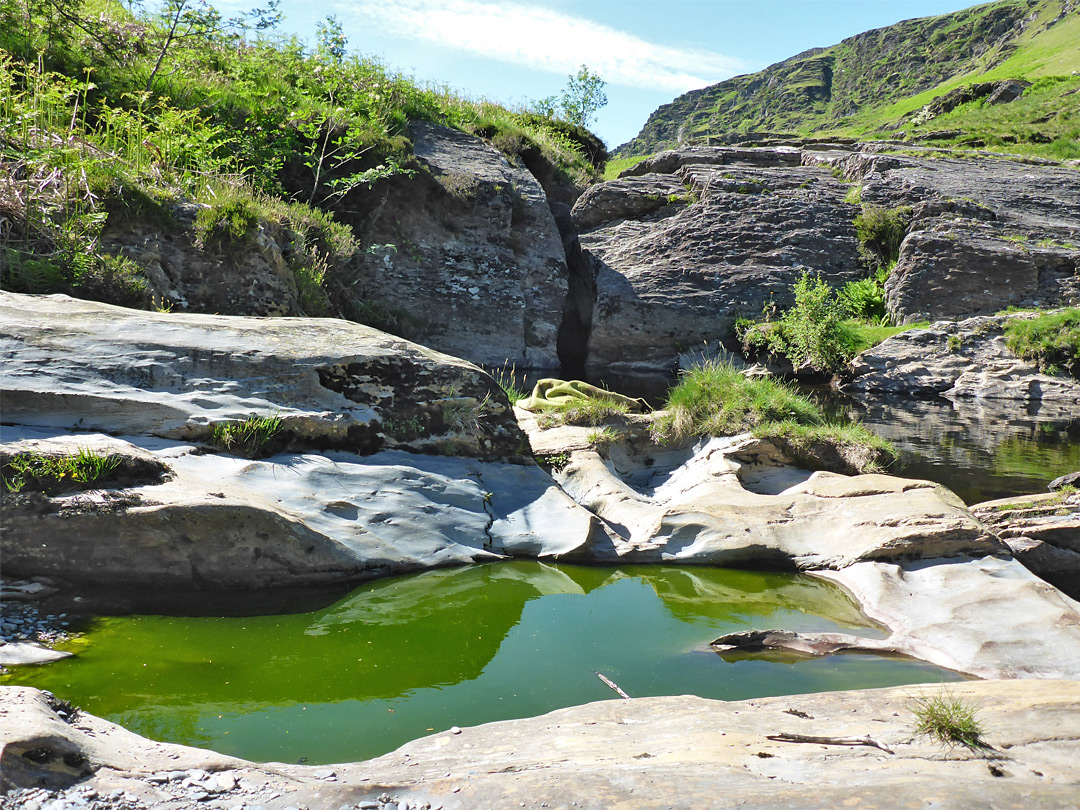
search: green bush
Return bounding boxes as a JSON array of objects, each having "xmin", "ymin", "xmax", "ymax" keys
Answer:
[
  {"xmin": 1004, "ymin": 308, "xmax": 1080, "ymax": 378},
  {"xmin": 855, "ymin": 204, "xmax": 912, "ymax": 266},
  {"xmin": 195, "ymin": 197, "xmax": 260, "ymax": 251},
  {"xmin": 839, "ymin": 272, "xmax": 887, "ymax": 323},
  {"xmin": 770, "ymin": 271, "xmax": 854, "ymax": 372}
]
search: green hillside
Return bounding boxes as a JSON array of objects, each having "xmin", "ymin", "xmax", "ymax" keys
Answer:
[
  {"xmin": 617, "ymin": 0, "xmax": 1079, "ymax": 160},
  {"xmin": 0, "ymin": 0, "xmax": 603, "ymax": 310}
]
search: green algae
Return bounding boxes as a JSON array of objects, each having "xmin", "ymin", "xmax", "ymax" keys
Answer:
[{"xmin": 4, "ymin": 562, "xmax": 962, "ymax": 764}]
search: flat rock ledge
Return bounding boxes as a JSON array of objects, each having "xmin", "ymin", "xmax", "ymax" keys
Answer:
[
  {"xmin": 4, "ymin": 680, "xmax": 1080, "ymax": 809},
  {"xmin": 519, "ymin": 411, "xmax": 1080, "ymax": 679},
  {"xmin": 0, "ymin": 292, "xmax": 606, "ymax": 589}
]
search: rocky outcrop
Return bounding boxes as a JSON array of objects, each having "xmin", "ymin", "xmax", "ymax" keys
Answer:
[
  {"xmin": 0, "ymin": 292, "xmax": 603, "ymax": 589},
  {"xmin": 6, "ymin": 680, "xmax": 1080, "ymax": 808},
  {"xmin": 573, "ymin": 150, "xmax": 865, "ymax": 375},
  {"xmin": 566, "ymin": 143, "xmax": 1079, "ymax": 375},
  {"xmin": 333, "ymin": 122, "xmax": 571, "ymax": 369},
  {"xmin": 843, "ymin": 313, "xmax": 1080, "ymax": 414},
  {"xmin": 518, "ymin": 411, "xmax": 1080, "ymax": 679},
  {"xmin": 972, "ymin": 490, "xmax": 1080, "ymax": 600},
  {"xmin": 804, "ymin": 149, "xmax": 1080, "ymax": 324}
]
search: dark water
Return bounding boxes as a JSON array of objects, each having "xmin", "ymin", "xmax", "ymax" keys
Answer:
[
  {"xmin": 821, "ymin": 392, "xmax": 1080, "ymax": 504},
  {"xmin": 4, "ymin": 563, "xmax": 961, "ymax": 764}
]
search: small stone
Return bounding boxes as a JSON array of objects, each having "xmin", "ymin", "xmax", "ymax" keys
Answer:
[{"xmin": 449, "ymin": 726, "xmax": 462, "ymax": 735}]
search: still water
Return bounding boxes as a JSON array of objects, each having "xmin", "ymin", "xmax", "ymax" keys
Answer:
[{"xmin": 5, "ymin": 562, "xmax": 962, "ymax": 764}]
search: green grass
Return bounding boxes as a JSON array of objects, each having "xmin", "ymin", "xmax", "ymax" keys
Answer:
[
  {"xmin": 840, "ymin": 320, "xmax": 930, "ymax": 356},
  {"xmin": 1003, "ymin": 308, "xmax": 1080, "ymax": 377},
  {"xmin": 489, "ymin": 364, "xmax": 527, "ymax": 404},
  {"xmin": 652, "ymin": 360, "xmax": 895, "ymax": 473},
  {"xmin": 586, "ymin": 426, "xmax": 620, "ymax": 448},
  {"xmin": 208, "ymin": 415, "xmax": 283, "ymax": 458},
  {"xmin": 2, "ymin": 448, "xmax": 121, "ymax": 493},
  {"xmin": 535, "ymin": 396, "xmax": 632, "ymax": 428},
  {"xmin": 603, "ymin": 154, "xmax": 650, "ymax": 180},
  {"xmin": 911, "ymin": 690, "xmax": 986, "ymax": 750},
  {"xmin": 653, "ymin": 360, "xmax": 822, "ymax": 441}
]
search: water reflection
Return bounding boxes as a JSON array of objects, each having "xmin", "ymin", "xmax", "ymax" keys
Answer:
[
  {"xmin": 821, "ymin": 393, "xmax": 1080, "ymax": 503},
  {"xmin": 5, "ymin": 562, "xmax": 960, "ymax": 764}
]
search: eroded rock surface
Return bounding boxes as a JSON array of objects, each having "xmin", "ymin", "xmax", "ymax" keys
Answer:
[
  {"xmin": 4, "ymin": 681, "xmax": 1080, "ymax": 809},
  {"xmin": 0, "ymin": 293, "xmax": 602, "ymax": 589},
  {"xmin": 518, "ymin": 412, "xmax": 1080, "ymax": 679},
  {"xmin": 843, "ymin": 313, "xmax": 1080, "ymax": 413},
  {"xmin": 972, "ymin": 490, "xmax": 1080, "ymax": 600},
  {"xmin": 567, "ymin": 143, "xmax": 1079, "ymax": 375}
]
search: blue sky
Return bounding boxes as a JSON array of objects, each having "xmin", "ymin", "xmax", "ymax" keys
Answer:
[{"xmin": 218, "ymin": 0, "xmax": 984, "ymax": 147}]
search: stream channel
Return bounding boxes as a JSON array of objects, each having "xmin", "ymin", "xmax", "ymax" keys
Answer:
[{"xmin": 4, "ymin": 392, "xmax": 1078, "ymax": 766}]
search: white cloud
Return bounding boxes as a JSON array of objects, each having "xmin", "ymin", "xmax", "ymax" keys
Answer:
[{"xmin": 335, "ymin": 0, "xmax": 746, "ymax": 92}]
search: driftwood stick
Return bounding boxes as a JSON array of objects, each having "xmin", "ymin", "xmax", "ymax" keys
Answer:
[
  {"xmin": 593, "ymin": 670, "xmax": 631, "ymax": 700},
  {"xmin": 766, "ymin": 733, "xmax": 895, "ymax": 755}
]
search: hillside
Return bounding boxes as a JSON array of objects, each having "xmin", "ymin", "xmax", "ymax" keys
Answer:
[
  {"xmin": 0, "ymin": 0, "xmax": 604, "ymax": 318},
  {"xmin": 616, "ymin": 0, "xmax": 1080, "ymax": 160}
]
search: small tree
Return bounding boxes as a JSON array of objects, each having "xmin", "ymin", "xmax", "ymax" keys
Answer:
[
  {"xmin": 769, "ymin": 271, "xmax": 853, "ymax": 372},
  {"xmin": 558, "ymin": 65, "xmax": 607, "ymax": 127},
  {"xmin": 315, "ymin": 14, "xmax": 347, "ymax": 62}
]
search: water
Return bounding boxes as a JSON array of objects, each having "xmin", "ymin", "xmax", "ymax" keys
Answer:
[
  {"xmin": 5, "ymin": 562, "xmax": 962, "ymax": 765},
  {"xmin": 823, "ymin": 392, "xmax": 1080, "ymax": 504}
]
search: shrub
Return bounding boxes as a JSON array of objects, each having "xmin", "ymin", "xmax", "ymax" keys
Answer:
[
  {"xmin": 1004, "ymin": 308, "xmax": 1080, "ymax": 378},
  {"xmin": 911, "ymin": 690, "xmax": 986, "ymax": 749},
  {"xmin": 195, "ymin": 197, "xmax": 260, "ymax": 251},
  {"xmin": 770, "ymin": 271, "xmax": 854, "ymax": 372},
  {"xmin": 839, "ymin": 275, "xmax": 887, "ymax": 323},
  {"xmin": 855, "ymin": 204, "xmax": 912, "ymax": 266}
]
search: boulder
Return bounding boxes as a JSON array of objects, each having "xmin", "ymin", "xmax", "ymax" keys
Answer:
[
  {"xmin": 843, "ymin": 313, "xmax": 1080, "ymax": 412},
  {"xmin": 0, "ymin": 293, "xmax": 603, "ymax": 589},
  {"xmin": 5, "ymin": 681, "xmax": 1080, "ymax": 807},
  {"xmin": 333, "ymin": 122, "xmax": 571, "ymax": 369}
]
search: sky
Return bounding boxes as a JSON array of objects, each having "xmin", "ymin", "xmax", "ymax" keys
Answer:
[{"xmin": 216, "ymin": 0, "xmax": 985, "ymax": 148}]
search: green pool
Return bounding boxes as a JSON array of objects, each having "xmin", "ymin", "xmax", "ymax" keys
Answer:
[{"xmin": 5, "ymin": 562, "xmax": 963, "ymax": 764}]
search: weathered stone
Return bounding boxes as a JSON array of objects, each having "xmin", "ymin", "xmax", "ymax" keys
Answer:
[
  {"xmin": 0, "ymin": 291, "xmax": 521, "ymax": 458},
  {"xmin": 578, "ymin": 159, "xmax": 864, "ymax": 375},
  {"xmin": 334, "ymin": 122, "xmax": 571, "ymax": 369},
  {"xmin": 843, "ymin": 313, "xmax": 1080, "ymax": 412},
  {"xmin": 0, "ymin": 293, "xmax": 604, "ymax": 589},
  {"xmin": 972, "ymin": 490, "xmax": 1080, "ymax": 599},
  {"xmin": 0, "ymin": 643, "xmax": 71, "ymax": 666},
  {"xmin": 802, "ymin": 149, "xmax": 1080, "ymax": 324},
  {"xmin": 5, "ymin": 681, "xmax": 1080, "ymax": 808},
  {"xmin": 552, "ymin": 432, "xmax": 998, "ymax": 570}
]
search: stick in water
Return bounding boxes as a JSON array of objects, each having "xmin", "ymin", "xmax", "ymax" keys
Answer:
[{"xmin": 593, "ymin": 670, "xmax": 631, "ymax": 700}]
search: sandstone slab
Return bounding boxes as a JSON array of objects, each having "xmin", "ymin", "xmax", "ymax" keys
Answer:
[{"xmin": 4, "ymin": 681, "xmax": 1080, "ymax": 808}]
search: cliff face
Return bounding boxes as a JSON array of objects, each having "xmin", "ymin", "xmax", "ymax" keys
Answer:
[{"xmin": 617, "ymin": 0, "xmax": 1076, "ymax": 156}]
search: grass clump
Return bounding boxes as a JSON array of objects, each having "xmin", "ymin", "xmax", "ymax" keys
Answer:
[
  {"xmin": 1003, "ymin": 308, "xmax": 1080, "ymax": 378},
  {"xmin": 855, "ymin": 205, "xmax": 912, "ymax": 267},
  {"xmin": 911, "ymin": 690, "xmax": 986, "ymax": 750},
  {"xmin": 208, "ymin": 414, "xmax": 283, "ymax": 458},
  {"xmin": 3, "ymin": 448, "xmax": 121, "ymax": 493},
  {"xmin": 653, "ymin": 359, "xmax": 895, "ymax": 473},
  {"xmin": 489, "ymin": 363, "xmax": 526, "ymax": 404},
  {"xmin": 535, "ymin": 396, "xmax": 631, "ymax": 428},
  {"xmin": 586, "ymin": 426, "xmax": 620, "ymax": 448}
]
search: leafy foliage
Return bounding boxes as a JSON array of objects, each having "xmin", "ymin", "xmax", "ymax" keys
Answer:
[
  {"xmin": 539, "ymin": 64, "xmax": 608, "ymax": 128},
  {"xmin": 761, "ymin": 271, "xmax": 854, "ymax": 373},
  {"xmin": 854, "ymin": 205, "xmax": 912, "ymax": 267}
]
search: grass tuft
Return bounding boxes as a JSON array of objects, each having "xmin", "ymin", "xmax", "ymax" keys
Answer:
[
  {"xmin": 2, "ymin": 448, "xmax": 122, "ymax": 493},
  {"xmin": 1003, "ymin": 308, "xmax": 1080, "ymax": 378},
  {"xmin": 911, "ymin": 690, "xmax": 986, "ymax": 750},
  {"xmin": 208, "ymin": 415, "xmax": 283, "ymax": 458}
]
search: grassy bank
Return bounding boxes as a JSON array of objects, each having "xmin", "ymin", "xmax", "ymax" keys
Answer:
[{"xmin": 652, "ymin": 360, "xmax": 896, "ymax": 474}]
